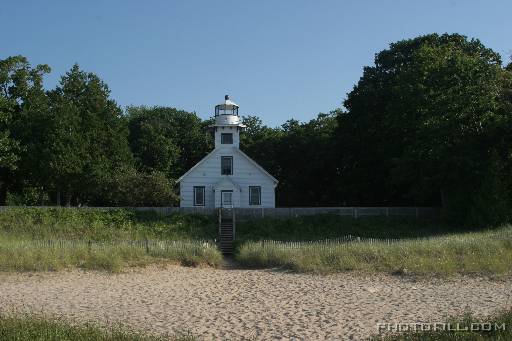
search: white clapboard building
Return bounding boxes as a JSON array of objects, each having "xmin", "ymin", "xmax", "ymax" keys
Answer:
[{"xmin": 177, "ymin": 96, "xmax": 278, "ymax": 208}]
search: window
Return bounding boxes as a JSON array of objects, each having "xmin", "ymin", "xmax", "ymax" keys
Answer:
[
  {"xmin": 221, "ymin": 133, "xmax": 233, "ymax": 144},
  {"xmin": 221, "ymin": 156, "xmax": 233, "ymax": 175},
  {"xmin": 193, "ymin": 186, "xmax": 205, "ymax": 206},
  {"xmin": 249, "ymin": 186, "xmax": 261, "ymax": 205},
  {"xmin": 221, "ymin": 190, "xmax": 233, "ymax": 207}
]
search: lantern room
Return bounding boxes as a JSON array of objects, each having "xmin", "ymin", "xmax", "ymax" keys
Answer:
[{"xmin": 214, "ymin": 95, "xmax": 242, "ymax": 126}]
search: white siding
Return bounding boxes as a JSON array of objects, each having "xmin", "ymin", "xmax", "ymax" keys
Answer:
[
  {"xmin": 214, "ymin": 126, "xmax": 240, "ymax": 148},
  {"xmin": 179, "ymin": 147, "xmax": 276, "ymax": 208}
]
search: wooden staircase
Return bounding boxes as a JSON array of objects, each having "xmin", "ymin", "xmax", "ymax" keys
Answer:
[{"xmin": 218, "ymin": 208, "xmax": 235, "ymax": 254}]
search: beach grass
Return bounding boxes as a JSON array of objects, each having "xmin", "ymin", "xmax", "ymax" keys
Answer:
[
  {"xmin": 0, "ymin": 208, "xmax": 221, "ymax": 272},
  {"xmin": 0, "ymin": 236, "xmax": 222, "ymax": 272},
  {"xmin": 3, "ymin": 207, "xmax": 511, "ymax": 274},
  {"xmin": 0, "ymin": 313, "xmax": 196, "ymax": 341},
  {"xmin": 236, "ymin": 225, "xmax": 512, "ymax": 275}
]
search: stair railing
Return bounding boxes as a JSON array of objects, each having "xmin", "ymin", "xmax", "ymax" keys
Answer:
[
  {"xmin": 218, "ymin": 208, "xmax": 222, "ymax": 237},
  {"xmin": 232, "ymin": 208, "xmax": 236, "ymax": 240}
]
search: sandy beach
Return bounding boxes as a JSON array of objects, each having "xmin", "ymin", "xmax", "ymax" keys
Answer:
[{"xmin": 0, "ymin": 266, "xmax": 510, "ymax": 340}]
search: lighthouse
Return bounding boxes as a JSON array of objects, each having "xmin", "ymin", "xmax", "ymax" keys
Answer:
[{"xmin": 177, "ymin": 95, "xmax": 278, "ymax": 208}]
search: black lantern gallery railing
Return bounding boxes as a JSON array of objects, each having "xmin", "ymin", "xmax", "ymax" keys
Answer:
[{"xmin": 215, "ymin": 95, "xmax": 239, "ymax": 116}]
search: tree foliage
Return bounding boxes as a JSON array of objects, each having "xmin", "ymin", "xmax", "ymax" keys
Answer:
[
  {"xmin": 1, "ymin": 33, "xmax": 511, "ymax": 226},
  {"xmin": 337, "ymin": 33, "xmax": 512, "ymax": 224},
  {"xmin": 0, "ymin": 56, "xmax": 50, "ymax": 202},
  {"xmin": 46, "ymin": 64, "xmax": 133, "ymax": 205},
  {"xmin": 126, "ymin": 106, "xmax": 212, "ymax": 179}
]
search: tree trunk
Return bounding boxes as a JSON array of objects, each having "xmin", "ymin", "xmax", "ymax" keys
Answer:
[
  {"xmin": 0, "ymin": 182, "xmax": 6, "ymax": 206},
  {"xmin": 39, "ymin": 188, "xmax": 45, "ymax": 206},
  {"xmin": 65, "ymin": 192, "xmax": 71, "ymax": 207},
  {"xmin": 440, "ymin": 188, "xmax": 446, "ymax": 208},
  {"xmin": 56, "ymin": 189, "xmax": 61, "ymax": 206}
]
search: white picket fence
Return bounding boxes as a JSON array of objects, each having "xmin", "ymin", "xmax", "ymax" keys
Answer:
[
  {"xmin": 11, "ymin": 239, "xmax": 217, "ymax": 255},
  {"xmin": 254, "ymin": 229, "xmax": 512, "ymax": 251}
]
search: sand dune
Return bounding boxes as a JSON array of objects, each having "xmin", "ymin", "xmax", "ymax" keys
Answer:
[{"xmin": 0, "ymin": 266, "xmax": 511, "ymax": 340}]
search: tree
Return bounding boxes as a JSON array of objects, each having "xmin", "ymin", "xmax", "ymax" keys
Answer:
[
  {"xmin": 240, "ymin": 114, "xmax": 338, "ymax": 206},
  {"xmin": 100, "ymin": 170, "xmax": 178, "ymax": 206},
  {"xmin": 0, "ymin": 98, "xmax": 19, "ymax": 171},
  {"xmin": 240, "ymin": 115, "xmax": 282, "ymax": 177},
  {"xmin": 126, "ymin": 106, "xmax": 213, "ymax": 179},
  {"xmin": 44, "ymin": 64, "xmax": 133, "ymax": 205},
  {"xmin": 337, "ymin": 33, "xmax": 512, "ymax": 224},
  {"xmin": 0, "ymin": 56, "xmax": 50, "ymax": 204}
]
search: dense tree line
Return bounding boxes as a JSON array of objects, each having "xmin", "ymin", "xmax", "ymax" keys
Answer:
[
  {"xmin": 1, "ymin": 33, "xmax": 511, "ymax": 225},
  {"xmin": 336, "ymin": 34, "xmax": 512, "ymax": 225}
]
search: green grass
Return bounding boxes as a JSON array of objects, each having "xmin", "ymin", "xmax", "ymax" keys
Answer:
[
  {"xmin": 0, "ymin": 207, "xmax": 216, "ymax": 241},
  {"xmin": 0, "ymin": 313, "xmax": 196, "ymax": 340},
  {"xmin": 236, "ymin": 226, "xmax": 512, "ymax": 275},
  {"xmin": 0, "ymin": 208, "xmax": 221, "ymax": 272},
  {"xmin": 371, "ymin": 309, "xmax": 512, "ymax": 340},
  {"xmin": 236, "ymin": 215, "xmax": 468, "ymax": 242}
]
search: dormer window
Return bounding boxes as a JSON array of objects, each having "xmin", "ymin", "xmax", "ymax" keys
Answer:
[{"xmin": 221, "ymin": 133, "xmax": 233, "ymax": 144}]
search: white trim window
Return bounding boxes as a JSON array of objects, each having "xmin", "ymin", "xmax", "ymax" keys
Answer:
[
  {"xmin": 249, "ymin": 186, "xmax": 261, "ymax": 205},
  {"xmin": 193, "ymin": 186, "xmax": 205, "ymax": 206},
  {"xmin": 221, "ymin": 156, "xmax": 233, "ymax": 175},
  {"xmin": 221, "ymin": 190, "xmax": 233, "ymax": 207},
  {"xmin": 221, "ymin": 133, "xmax": 233, "ymax": 144}
]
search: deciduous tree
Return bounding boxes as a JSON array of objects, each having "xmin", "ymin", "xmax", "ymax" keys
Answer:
[{"xmin": 337, "ymin": 33, "xmax": 512, "ymax": 224}]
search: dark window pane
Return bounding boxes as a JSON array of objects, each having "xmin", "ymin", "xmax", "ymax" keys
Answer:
[
  {"xmin": 249, "ymin": 186, "xmax": 261, "ymax": 205},
  {"xmin": 221, "ymin": 156, "xmax": 232, "ymax": 175},
  {"xmin": 221, "ymin": 133, "xmax": 233, "ymax": 144},
  {"xmin": 194, "ymin": 186, "xmax": 205, "ymax": 206}
]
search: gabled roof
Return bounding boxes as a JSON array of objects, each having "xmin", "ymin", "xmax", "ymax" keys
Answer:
[
  {"xmin": 236, "ymin": 149, "xmax": 279, "ymax": 184},
  {"xmin": 176, "ymin": 148, "xmax": 279, "ymax": 184},
  {"xmin": 176, "ymin": 150, "xmax": 216, "ymax": 183}
]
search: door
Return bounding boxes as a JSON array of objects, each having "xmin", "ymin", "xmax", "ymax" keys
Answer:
[{"xmin": 221, "ymin": 190, "xmax": 233, "ymax": 208}]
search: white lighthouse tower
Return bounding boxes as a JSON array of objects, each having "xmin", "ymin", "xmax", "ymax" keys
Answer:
[
  {"xmin": 177, "ymin": 95, "xmax": 278, "ymax": 208},
  {"xmin": 211, "ymin": 95, "xmax": 246, "ymax": 148}
]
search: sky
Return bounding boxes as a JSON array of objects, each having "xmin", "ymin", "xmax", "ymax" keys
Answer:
[{"xmin": 2, "ymin": 0, "xmax": 510, "ymax": 127}]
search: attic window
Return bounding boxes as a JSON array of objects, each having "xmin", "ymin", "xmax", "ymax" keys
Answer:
[
  {"xmin": 221, "ymin": 133, "xmax": 233, "ymax": 144},
  {"xmin": 221, "ymin": 156, "xmax": 233, "ymax": 175}
]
